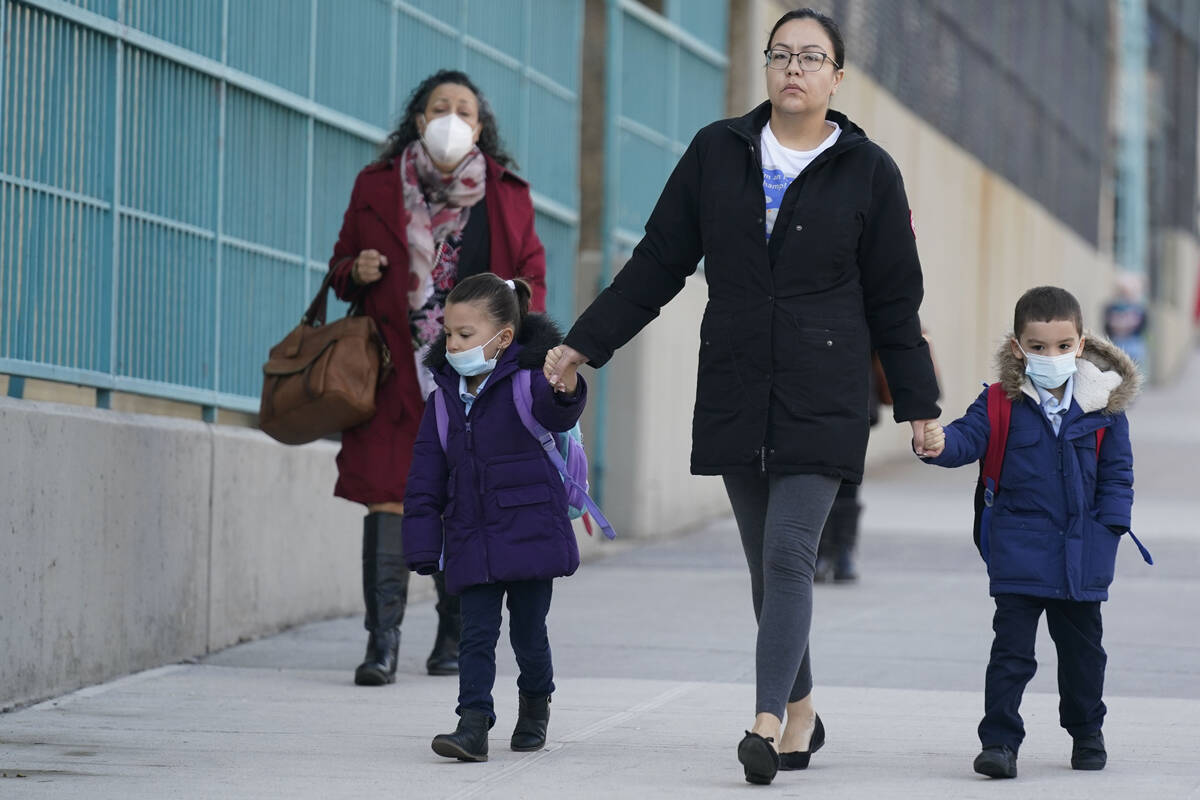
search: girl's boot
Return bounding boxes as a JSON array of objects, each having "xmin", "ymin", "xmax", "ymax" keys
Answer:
[
  {"xmin": 432, "ymin": 709, "xmax": 492, "ymax": 762},
  {"xmin": 510, "ymin": 693, "xmax": 551, "ymax": 751}
]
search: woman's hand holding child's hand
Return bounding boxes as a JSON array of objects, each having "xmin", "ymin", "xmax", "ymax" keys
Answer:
[
  {"xmin": 920, "ymin": 420, "xmax": 945, "ymax": 458},
  {"xmin": 544, "ymin": 345, "xmax": 585, "ymax": 394}
]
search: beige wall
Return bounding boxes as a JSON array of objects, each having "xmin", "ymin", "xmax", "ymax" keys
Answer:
[
  {"xmin": 603, "ymin": 273, "xmax": 731, "ymax": 539},
  {"xmin": 1152, "ymin": 231, "xmax": 1200, "ymax": 381}
]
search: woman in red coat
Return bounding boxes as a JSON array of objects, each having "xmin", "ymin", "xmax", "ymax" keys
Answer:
[{"xmin": 328, "ymin": 70, "xmax": 546, "ymax": 686}]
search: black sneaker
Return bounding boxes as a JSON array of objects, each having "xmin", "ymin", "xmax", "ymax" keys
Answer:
[
  {"xmin": 1071, "ymin": 732, "xmax": 1106, "ymax": 771},
  {"xmin": 974, "ymin": 744, "xmax": 1018, "ymax": 779}
]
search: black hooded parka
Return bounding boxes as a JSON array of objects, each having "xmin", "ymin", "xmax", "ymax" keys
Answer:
[{"xmin": 566, "ymin": 103, "xmax": 941, "ymax": 483}]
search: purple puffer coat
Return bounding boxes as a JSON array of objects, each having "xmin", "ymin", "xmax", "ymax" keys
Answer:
[{"xmin": 402, "ymin": 313, "xmax": 587, "ymax": 596}]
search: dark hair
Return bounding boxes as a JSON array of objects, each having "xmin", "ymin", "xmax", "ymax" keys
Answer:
[
  {"xmin": 446, "ymin": 273, "xmax": 531, "ymax": 333},
  {"xmin": 378, "ymin": 70, "xmax": 515, "ymax": 168},
  {"xmin": 1013, "ymin": 286, "xmax": 1084, "ymax": 337},
  {"xmin": 768, "ymin": 8, "xmax": 844, "ymax": 69}
]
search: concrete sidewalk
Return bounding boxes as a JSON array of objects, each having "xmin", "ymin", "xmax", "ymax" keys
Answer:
[{"xmin": 3, "ymin": 349, "xmax": 1198, "ymax": 799}]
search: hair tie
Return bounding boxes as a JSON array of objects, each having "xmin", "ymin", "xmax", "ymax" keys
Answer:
[{"xmin": 505, "ymin": 279, "xmax": 516, "ymax": 290}]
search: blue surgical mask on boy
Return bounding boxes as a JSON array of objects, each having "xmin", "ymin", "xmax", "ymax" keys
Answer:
[
  {"xmin": 1017, "ymin": 343, "xmax": 1079, "ymax": 390},
  {"xmin": 446, "ymin": 329, "xmax": 506, "ymax": 377}
]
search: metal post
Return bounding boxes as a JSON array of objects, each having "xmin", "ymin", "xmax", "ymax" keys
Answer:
[
  {"xmin": 213, "ymin": 0, "xmax": 228, "ymax": 398},
  {"xmin": 1115, "ymin": 0, "xmax": 1151, "ymax": 376},
  {"xmin": 109, "ymin": 0, "xmax": 124, "ymax": 388},
  {"xmin": 593, "ymin": 0, "xmax": 624, "ymax": 504},
  {"xmin": 304, "ymin": 0, "xmax": 316, "ymax": 301},
  {"xmin": 1116, "ymin": 0, "xmax": 1149, "ymax": 277}
]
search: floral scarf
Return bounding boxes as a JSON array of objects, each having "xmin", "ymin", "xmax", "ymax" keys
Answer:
[{"xmin": 399, "ymin": 140, "xmax": 486, "ymax": 312}]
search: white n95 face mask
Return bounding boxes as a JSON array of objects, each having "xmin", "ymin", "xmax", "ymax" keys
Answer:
[{"xmin": 422, "ymin": 114, "xmax": 476, "ymax": 166}]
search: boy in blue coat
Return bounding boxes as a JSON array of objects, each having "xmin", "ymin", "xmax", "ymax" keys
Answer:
[{"xmin": 919, "ymin": 286, "xmax": 1142, "ymax": 779}]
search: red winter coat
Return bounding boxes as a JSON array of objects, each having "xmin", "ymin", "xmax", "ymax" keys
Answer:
[{"xmin": 328, "ymin": 154, "xmax": 547, "ymax": 505}]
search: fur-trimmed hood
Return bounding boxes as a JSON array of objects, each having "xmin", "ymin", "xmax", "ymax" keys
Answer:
[
  {"xmin": 995, "ymin": 332, "xmax": 1142, "ymax": 414},
  {"xmin": 423, "ymin": 312, "xmax": 564, "ymax": 372}
]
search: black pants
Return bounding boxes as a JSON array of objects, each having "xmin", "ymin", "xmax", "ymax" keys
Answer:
[
  {"xmin": 979, "ymin": 594, "xmax": 1106, "ymax": 752},
  {"xmin": 457, "ymin": 579, "xmax": 554, "ymax": 722}
]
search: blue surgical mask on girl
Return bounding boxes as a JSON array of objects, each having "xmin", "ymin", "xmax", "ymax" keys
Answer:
[
  {"xmin": 1017, "ymin": 342, "xmax": 1080, "ymax": 390},
  {"xmin": 446, "ymin": 329, "xmax": 507, "ymax": 377}
]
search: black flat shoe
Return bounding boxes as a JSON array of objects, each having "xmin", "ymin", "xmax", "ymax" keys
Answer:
[
  {"xmin": 779, "ymin": 714, "xmax": 825, "ymax": 770},
  {"xmin": 737, "ymin": 731, "xmax": 780, "ymax": 785},
  {"xmin": 1071, "ymin": 732, "xmax": 1106, "ymax": 770},
  {"xmin": 974, "ymin": 744, "xmax": 1017, "ymax": 779}
]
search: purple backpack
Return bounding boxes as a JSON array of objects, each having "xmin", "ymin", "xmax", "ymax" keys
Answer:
[{"xmin": 432, "ymin": 369, "xmax": 616, "ymax": 539}]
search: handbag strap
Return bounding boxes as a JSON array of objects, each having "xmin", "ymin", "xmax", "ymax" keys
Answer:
[{"xmin": 303, "ymin": 263, "xmax": 365, "ymax": 326}]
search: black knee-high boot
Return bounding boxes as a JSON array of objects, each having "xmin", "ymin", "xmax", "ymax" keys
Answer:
[
  {"xmin": 831, "ymin": 498, "xmax": 862, "ymax": 583},
  {"xmin": 354, "ymin": 512, "xmax": 409, "ymax": 686},
  {"xmin": 814, "ymin": 512, "xmax": 837, "ymax": 584},
  {"xmin": 426, "ymin": 572, "xmax": 461, "ymax": 676}
]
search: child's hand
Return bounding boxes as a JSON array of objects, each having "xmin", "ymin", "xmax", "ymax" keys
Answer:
[
  {"xmin": 545, "ymin": 346, "xmax": 580, "ymax": 394},
  {"xmin": 920, "ymin": 420, "xmax": 945, "ymax": 458}
]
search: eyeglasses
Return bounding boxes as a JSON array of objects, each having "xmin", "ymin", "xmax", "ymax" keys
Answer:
[{"xmin": 763, "ymin": 48, "xmax": 839, "ymax": 72}]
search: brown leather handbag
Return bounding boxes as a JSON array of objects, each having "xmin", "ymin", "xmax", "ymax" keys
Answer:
[{"xmin": 258, "ymin": 271, "xmax": 391, "ymax": 445}]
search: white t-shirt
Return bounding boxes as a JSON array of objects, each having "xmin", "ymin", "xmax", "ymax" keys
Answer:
[{"xmin": 760, "ymin": 120, "xmax": 841, "ymax": 239}]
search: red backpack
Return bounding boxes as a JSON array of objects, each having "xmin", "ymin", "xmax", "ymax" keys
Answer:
[{"xmin": 973, "ymin": 383, "xmax": 1152, "ymax": 564}]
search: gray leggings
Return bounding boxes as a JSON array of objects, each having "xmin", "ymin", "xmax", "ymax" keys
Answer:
[{"xmin": 723, "ymin": 472, "xmax": 841, "ymax": 719}]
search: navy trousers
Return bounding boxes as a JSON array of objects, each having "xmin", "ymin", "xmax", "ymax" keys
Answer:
[
  {"xmin": 979, "ymin": 594, "xmax": 1107, "ymax": 752},
  {"xmin": 457, "ymin": 579, "xmax": 554, "ymax": 722}
]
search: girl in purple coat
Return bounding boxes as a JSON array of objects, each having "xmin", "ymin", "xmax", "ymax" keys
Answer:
[{"xmin": 403, "ymin": 273, "xmax": 586, "ymax": 763}]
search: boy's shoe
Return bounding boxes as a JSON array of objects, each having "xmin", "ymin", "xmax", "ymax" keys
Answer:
[
  {"xmin": 431, "ymin": 709, "xmax": 491, "ymax": 762},
  {"xmin": 973, "ymin": 745, "xmax": 1017, "ymax": 779},
  {"xmin": 1071, "ymin": 732, "xmax": 1106, "ymax": 770},
  {"xmin": 510, "ymin": 693, "xmax": 551, "ymax": 751}
]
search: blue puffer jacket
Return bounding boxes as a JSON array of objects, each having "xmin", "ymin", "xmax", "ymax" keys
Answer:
[
  {"xmin": 402, "ymin": 313, "xmax": 587, "ymax": 596},
  {"xmin": 926, "ymin": 335, "xmax": 1140, "ymax": 601}
]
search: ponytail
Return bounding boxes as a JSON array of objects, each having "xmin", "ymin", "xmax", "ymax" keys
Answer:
[
  {"xmin": 510, "ymin": 278, "xmax": 532, "ymax": 327},
  {"xmin": 446, "ymin": 273, "xmax": 531, "ymax": 333}
]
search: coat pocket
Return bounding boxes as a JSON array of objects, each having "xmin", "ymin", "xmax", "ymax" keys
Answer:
[
  {"xmin": 695, "ymin": 312, "xmax": 745, "ymax": 416},
  {"xmin": 1084, "ymin": 518, "xmax": 1120, "ymax": 590},
  {"xmin": 496, "ymin": 484, "xmax": 552, "ymax": 508},
  {"xmin": 986, "ymin": 512, "xmax": 1063, "ymax": 588}
]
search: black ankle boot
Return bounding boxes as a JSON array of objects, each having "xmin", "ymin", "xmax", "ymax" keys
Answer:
[
  {"xmin": 1071, "ymin": 731, "xmax": 1106, "ymax": 770},
  {"xmin": 974, "ymin": 744, "xmax": 1018, "ymax": 778},
  {"xmin": 354, "ymin": 512, "xmax": 409, "ymax": 686},
  {"xmin": 510, "ymin": 693, "xmax": 551, "ymax": 751},
  {"xmin": 426, "ymin": 572, "xmax": 461, "ymax": 676},
  {"xmin": 432, "ymin": 709, "xmax": 492, "ymax": 762}
]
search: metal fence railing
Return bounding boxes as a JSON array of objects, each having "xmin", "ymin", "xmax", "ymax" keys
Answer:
[{"xmin": 0, "ymin": 0, "xmax": 582, "ymax": 415}]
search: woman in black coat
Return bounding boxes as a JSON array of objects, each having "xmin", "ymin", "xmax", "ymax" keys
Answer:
[{"xmin": 547, "ymin": 8, "xmax": 940, "ymax": 784}]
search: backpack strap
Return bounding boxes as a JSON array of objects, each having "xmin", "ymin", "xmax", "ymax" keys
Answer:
[
  {"xmin": 433, "ymin": 388, "xmax": 449, "ymax": 452},
  {"xmin": 511, "ymin": 370, "xmax": 617, "ymax": 540},
  {"xmin": 975, "ymin": 382, "xmax": 1013, "ymax": 564},
  {"xmin": 981, "ymin": 382, "xmax": 1011, "ymax": 508}
]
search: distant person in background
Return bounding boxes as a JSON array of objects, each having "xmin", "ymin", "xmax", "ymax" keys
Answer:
[
  {"xmin": 544, "ymin": 8, "xmax": 940, "ymax": 785},
  {"xmin": 1103, "ymin": 273, "xmax": 1148, "ymax": 367},
  {"xmin": 327, "ymin": 69, "xmax": 546, "ymax": 686},
  {"xmin": 813, "ymin": 365, "xmax": 880, "ymax": 583},
  {"xmin": 817, "ymin": 337, "xmax": 939, "ymax": 583}
]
